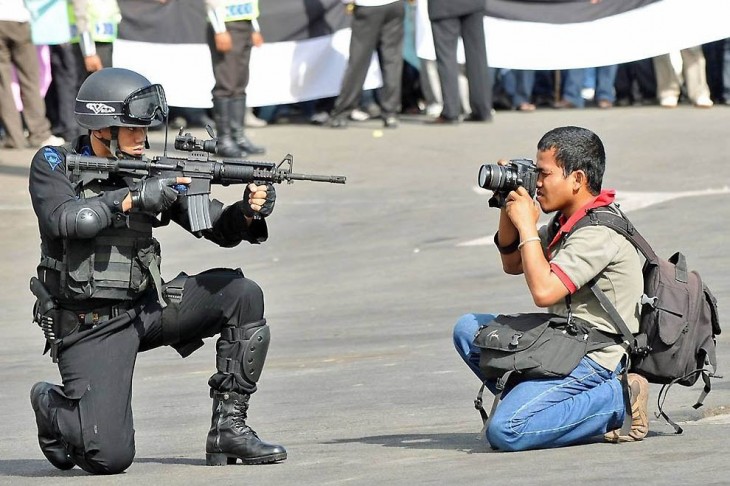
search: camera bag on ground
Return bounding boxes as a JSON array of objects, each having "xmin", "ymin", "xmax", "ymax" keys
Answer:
[
  {"xmin": 569, "ymin": 207, "xmax": 722, "ymax": 434},
  {"xmin": 471, "ymin": 312, "xmax": 622, "ymax": 433}
]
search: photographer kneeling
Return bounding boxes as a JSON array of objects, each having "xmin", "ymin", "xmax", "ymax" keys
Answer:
[{"xmin": 453, "ymin": 126, "xmax": 649, "ymax": 451}]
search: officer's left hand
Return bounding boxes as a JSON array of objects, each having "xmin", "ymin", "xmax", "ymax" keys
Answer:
[
  {"xmin": 215, "ymin": 32, "xmax": 233, "ymax": 53},
  {"xmin": 504, "ymin": 186, "xmax": 539, "ymax": 233},
  {"xmin": 242, "ymin": 183, "xmax": 276, "ymax": 218}
]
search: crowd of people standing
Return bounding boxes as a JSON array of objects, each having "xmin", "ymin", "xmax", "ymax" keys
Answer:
[{"xmin": 1, "ymin": 0, "xmax": 729, "ymax": 150}]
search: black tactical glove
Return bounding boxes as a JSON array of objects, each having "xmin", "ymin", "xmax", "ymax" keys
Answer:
[
  {"xmin": 242, "ymin": 183, "xmax": 276, "ymax": 218},
  {"xmin": 130, "ymin": 177, "xmax": 180, "ymax": 213}
]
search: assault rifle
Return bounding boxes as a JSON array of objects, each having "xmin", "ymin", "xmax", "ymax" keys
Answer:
[{"xmin": 66, "ymin": 129, "xmax": 346, "ymax": 232}]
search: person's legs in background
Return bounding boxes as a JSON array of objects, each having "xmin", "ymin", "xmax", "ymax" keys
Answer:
[
  {"xmin": 554, "ymin": 68, "xmax": 585, "ymax": 108},
  {"xmin": 512, "ymin": 69, "xmax": 536, "ymax": 111},
  {"xmin": 653, "ymin": 53, "xmax": 681, "ymax": 108},
  {"xmin": 594, "ymin": 64, "xmax": 618, "ymax": 108},
  {"xmin": 680, "ymin": 46, "xmax": 713, "ymax": 107}
]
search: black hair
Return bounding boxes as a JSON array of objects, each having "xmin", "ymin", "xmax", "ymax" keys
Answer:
[{"xmin": 536, "ymin": 126, "xmax": 605, "ymax": 195}]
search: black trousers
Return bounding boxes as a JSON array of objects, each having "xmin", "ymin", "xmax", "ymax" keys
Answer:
[
  {"xmin": 46, "ymin": 44, "xmax": 82, "ymax": 141},
  {"xmin": 431, "ymin": 11, "xmax": 492, "ymax": 119},
  {"xmin": 41, "ymin": 268, "xmax": 266, "ymax": 474},
  {"xmin": 332, "ymin": 2, "xmax": 405, "ymax": 118},
  {"xmin": 208, "ymin": 20, "xmax": 253, "ymax": 99},
  {"xmin": 614, "ymin": 58, "xmax": 656, "ymax": 103}
]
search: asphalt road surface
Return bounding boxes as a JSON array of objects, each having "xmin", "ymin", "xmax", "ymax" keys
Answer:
[{"xmin": 1, "ymin": 105, "xmax": 729, "ymax": 485}]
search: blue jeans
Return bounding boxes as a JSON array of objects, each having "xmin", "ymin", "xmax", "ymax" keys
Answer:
[
  {"xmin": 453, "ymin": 313, "xmax": 626, "ymax": 451},
  {"xmin": 562, "ymin": 66, "xmax": 618, "ymax": 106},
  {"xmin": 500, "ymin": 69, "xmax": 536, "ymax": 106}
]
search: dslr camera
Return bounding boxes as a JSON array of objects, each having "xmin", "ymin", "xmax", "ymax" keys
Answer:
[{"xmin": 478, "ymin": 158, "xmax": 539, "ymax": 208}]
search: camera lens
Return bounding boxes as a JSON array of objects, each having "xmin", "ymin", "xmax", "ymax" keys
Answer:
[{"xmin": 478, "ymin": 164, "xmax": 507, "ymax": 190}]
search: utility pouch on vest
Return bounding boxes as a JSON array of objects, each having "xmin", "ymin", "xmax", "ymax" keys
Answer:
[{"xmin": 59, "ymin": 225, "xmax": 159, "ymax": 301}]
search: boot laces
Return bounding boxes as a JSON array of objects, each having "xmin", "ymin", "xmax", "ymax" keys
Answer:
[{"xmin": 232, "ymin": 396, "xmax": 255, "ymax": 434}]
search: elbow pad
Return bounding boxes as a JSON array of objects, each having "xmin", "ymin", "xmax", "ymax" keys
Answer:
[{"xmin": 59, "ymin": 200, "xmax": 114, "ymax": 239}]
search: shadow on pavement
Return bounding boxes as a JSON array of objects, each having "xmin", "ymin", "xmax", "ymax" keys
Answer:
[
  {"xmin": 0, "ymin": 456, "xmax": 204, "ymax": 477},
  {"xmin": 0, "ymin": 164, "xmax": 29, "ymax": 178},
  {"xmin": 0, "ymin": 459, "xmax": 88, "ymax": 477},
  {"xmin": 325, "ymin": 432, "xmax": 490, "ymax": 454},
  {"xmin": 134, "ymin": 457, "xmax": 204, "ymax": 466}
]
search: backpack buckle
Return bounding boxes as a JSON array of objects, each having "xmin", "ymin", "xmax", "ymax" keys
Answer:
[{"xmin": 640, "ymin": 294, "xmax": 657, "ymax": 308}]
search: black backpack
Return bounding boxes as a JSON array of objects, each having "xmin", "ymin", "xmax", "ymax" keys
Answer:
[{"xmin": 569, "ymin": 207, "xmax": 722, "ymax": 433}]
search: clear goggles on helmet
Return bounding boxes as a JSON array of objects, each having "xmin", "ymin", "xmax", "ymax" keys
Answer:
[{"xmin": 122, "ymin": 84, "xmax": 168, "ymax": 123}]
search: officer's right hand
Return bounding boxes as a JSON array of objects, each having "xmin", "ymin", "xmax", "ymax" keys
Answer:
[
  {"xmin": 242, "ymin": 183, "xmax": 276, "ymax": 218},
  {"xmin": 130, "ymin": 176, "xmax": 191, "ymax": 213},
  {"xmin": 84, "ymin": 54, "xmax": 103, "ymax": 73},
  {"xmin": 215, "ymin": 32, "xmax": 233, "ymax": 53}
]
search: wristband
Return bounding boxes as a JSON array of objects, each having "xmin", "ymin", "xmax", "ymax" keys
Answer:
[
  {"xmin": 493, "ymin": 232, "xmax": 519, "ymax": 255},
  {"xmin": 518, "ymin": 236, "xmax": 541, "ymax": 250}
]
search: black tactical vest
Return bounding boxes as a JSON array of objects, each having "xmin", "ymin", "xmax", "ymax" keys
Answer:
[{"xmin": 39, "ymin": 180, "xmax": 161, "ymax": 302}]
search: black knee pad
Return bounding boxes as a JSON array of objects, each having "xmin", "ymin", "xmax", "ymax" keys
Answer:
[{"xmin": 217, "ymin": 319, "xmax": 270, "ymax": 384}]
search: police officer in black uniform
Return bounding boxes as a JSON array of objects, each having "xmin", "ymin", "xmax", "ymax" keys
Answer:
[{"xmin": 28, "ymin": 67, "xmax": 286, "ymax": 474}]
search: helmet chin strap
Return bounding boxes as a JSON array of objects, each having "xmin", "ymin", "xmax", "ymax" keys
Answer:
[
  {"xmin": 110, "ymin": 126, "xmax": 120, "ymax": 159},
  {"xmin": 91, "ymin": 128, "xmax": 117, "ymax": 158}
]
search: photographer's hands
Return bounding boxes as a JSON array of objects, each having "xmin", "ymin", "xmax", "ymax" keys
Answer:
[{"xmin": 505, "ymin": 186, "xmax": 540, "ymax": 236}]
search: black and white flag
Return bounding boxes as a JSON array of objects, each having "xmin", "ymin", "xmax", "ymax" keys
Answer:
[
  {"xmin": 114, "ymin": 0, "xmax": 730, "ymax": 108},
  {"xmin": 417, "ymin": 0, "xmax": 730, "ymax": 70},
  {"xmin": 114, "ymin": 0, "xmax": 382, "ymax": 108}
]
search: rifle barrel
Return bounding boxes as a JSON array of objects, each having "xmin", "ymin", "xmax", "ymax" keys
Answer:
[{"xmin": 288, "ymin": 172, "xmax": 346, "ymax": 184}]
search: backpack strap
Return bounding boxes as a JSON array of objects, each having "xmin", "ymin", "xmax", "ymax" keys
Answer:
[
  {"xmin": 474, "ymin": 371, "xmax": 516, "ymax": 447},
  {"xmin": 570, "ymin": 206, "xmax": 659, "ymax": 264},
  {"xmin": 669, "ymin": 252, "xmax": 689, "ymax": 283},
  {"xmin": 587, "ymin": 278, "xmax": 643, "ymax": 352},
  {"xmin": 569, "ymin": 206, "xmax": 654, "ymax": 356}
]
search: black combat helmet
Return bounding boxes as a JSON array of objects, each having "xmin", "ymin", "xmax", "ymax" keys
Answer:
[{"xmin": 74, "ymin": 67, "xmax": 168, "ymax": 130}]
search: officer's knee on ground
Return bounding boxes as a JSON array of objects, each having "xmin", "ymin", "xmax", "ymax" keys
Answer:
[{"xmin": 76, "ymin": 444, "xmax": 135, "ymax": 475}]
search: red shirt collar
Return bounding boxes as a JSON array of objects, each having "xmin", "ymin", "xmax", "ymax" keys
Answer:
[{"xmin": 547, "ymin": 189, "xmax": 616, "ymax": 250}]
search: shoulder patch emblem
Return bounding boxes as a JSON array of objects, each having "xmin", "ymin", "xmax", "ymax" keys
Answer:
[{"xmin": 43, "ymin": 147, "xmax": 62, "ymax": 171}]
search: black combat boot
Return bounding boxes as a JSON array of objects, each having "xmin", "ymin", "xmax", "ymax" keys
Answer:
[
  {"xmin": 230, "ymin": 96, "xmax": 265, "ymax": 155},
  {"xmin": 30, "ymin": 382, "xmax": 75, "ymax": 470},
  {"xmin": 205, "ymin": 390, "xmax": 287, "ymax": 465},
  {"xmin": 213, "ymin": 97, "xmax": 245, "ymax": 158}
]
